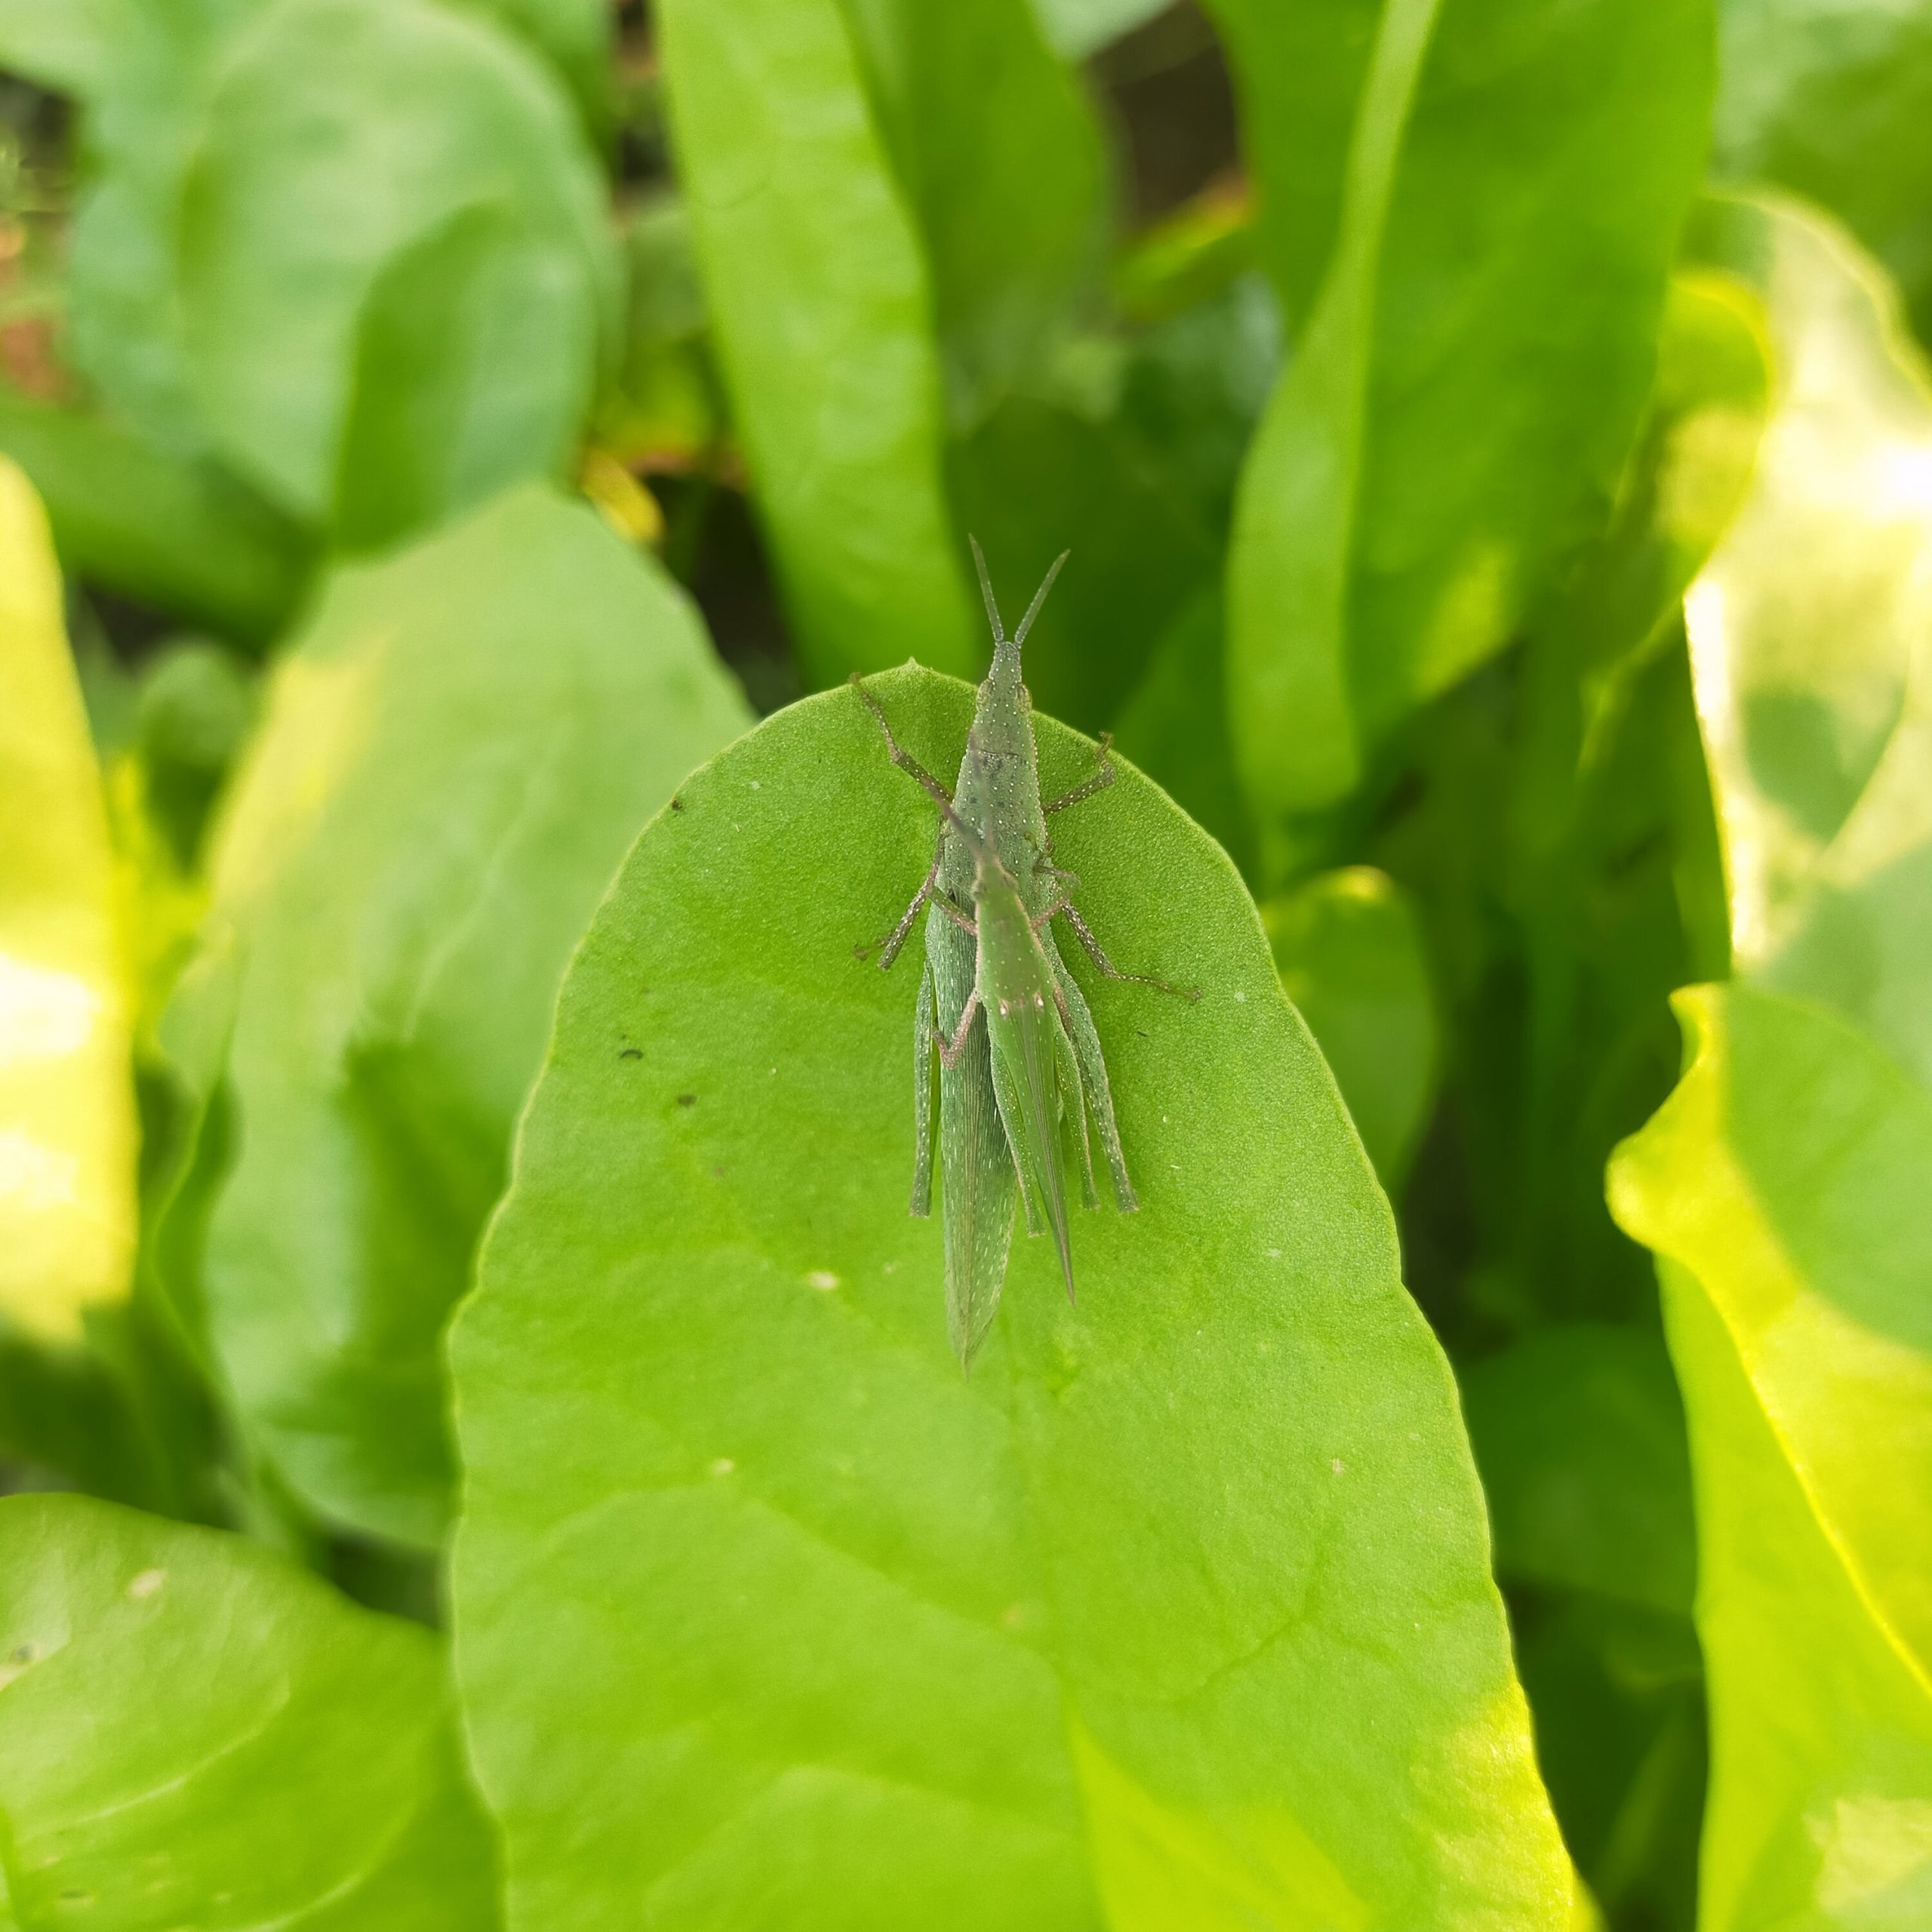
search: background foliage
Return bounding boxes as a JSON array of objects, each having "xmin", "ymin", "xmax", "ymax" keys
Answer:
[{"xmin": 1, "ymin": 1, "xmax": 1929, "ymax": 1926}]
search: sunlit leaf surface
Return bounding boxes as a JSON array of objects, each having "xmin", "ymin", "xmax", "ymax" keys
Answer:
[
  {"xmin": 0, "ymin": 459, "xmax": 135, "ymax": 1342},
  {"xmin": 1613, "ymin": 195, "xmax": 1932, "ymax": 1930}
]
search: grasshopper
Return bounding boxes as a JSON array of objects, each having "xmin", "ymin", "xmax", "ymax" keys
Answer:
[{"xmin": 852, "ymin": 541, "xmax": 1195, "ymax": 1369}]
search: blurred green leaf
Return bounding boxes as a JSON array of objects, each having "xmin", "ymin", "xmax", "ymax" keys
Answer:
[
  {"xmin": 1462, "ymin": 1324, "xmax": 1694, "ymax": 1617},
  {"xmin": 657, "ymin": 0, "xmax": 977, "ymax": 683},
  {"xmin": 1687, "ymin": 194, "xmax": 1932, "ymax": 1089},
  {"xmin": 450, "ymin": 666, "xmax": 1574, "ymax": 1927},
  {"xmin": 1028, "ymin": 0, "xmax": 1169, "ymax": 62},
  {"xmin": 947, "ymin": 390, "xmax": 1218, "ymax": 734},
  {"xmin": 0, "ymin": 0, "xmax": 613, "ymax": 554},
  {"xmin": 0, "ymin": 1493, "xmax": 498, "ymax": 1925},
  {"xmin": 1611, "ymin": 195, "xmax": 1932, "ymax": 1930},
  {"xmin": 1712, "ymin": 0, "xmax": 1932, "ymax": 346},
  {"xmin": 0, "ymin": 387, "xmax": 308, "ymax": 641},
  {"xmin": 1263, "ymin": 866, "xmax": 1435, "ymax": 1189},
  {"xmin": 159, "ymin": 484, "xmax": 751, "ymax": 1548},
  {"xmin": 1221, "ymin": 0, "xmax": 1715, "ymax": 835},
  {"xmin": 1115, "ymin": 272, "xmax": 1281, "ymax": 536},
  {"xmin": 598, "ymin": 195, "xmax": 723, "ymax": 471},
  {"xmin": 1112, "ymin": 184, "xmax": 1261, "ymax": 328},
  {"xmin": 1110, "ymin": 585, "xmax": 1254, "ymax": 876},
  {"xmin": 180, "ymin": 0, "xmax": 614, "ymax": 537},
  {"xmin": 0, "ymin": 0, "xmax": 257, "ymax": 454},
  {"xmin": 0, "ymin": 458, "xmax": 135, "ymax": 1343},
  {"xmin": 1511, "ymin": 1590, "xmax": 1705, "ymax": 1930},
  {"xmin": 1201, "ymin": 0, "xmax": 1379, "ymax": 331},
  {"xmin": 840, "ymin": 0, "xmax": 1109, "ymax": 420},
  {"xmin": 460, "ymin": 0, "xmax": 613, "ymax": 137}
]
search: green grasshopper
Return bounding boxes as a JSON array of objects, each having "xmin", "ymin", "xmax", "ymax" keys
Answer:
[{"xmin": 852, "ymin": 542, "xmax": 1195, "ymax": 1368}]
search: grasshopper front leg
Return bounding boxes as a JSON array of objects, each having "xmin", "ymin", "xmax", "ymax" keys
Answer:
[
  {"xmin": 1042, "ymin": 732, "xmax": 1116, "ymax": 817},
  {"xmin": 850, "ymin": 673, "xmax": 953, "ymax": 804},
  {"xmin": 860, "ymin": 829, "xmax": 944, "ymax": 971}
]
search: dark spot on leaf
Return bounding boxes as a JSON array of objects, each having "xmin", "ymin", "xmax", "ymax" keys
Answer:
[
  {"xmin": 619, "ymin": 1048, "xmax": 641, "ymax": 1061},
  {"xmin": 677, "ymin": 1094, "xmax": 697, "ymax": 1107},
  {"xmin": 669, "ymin": 795, "xmax": 684, "ymax": 812}
]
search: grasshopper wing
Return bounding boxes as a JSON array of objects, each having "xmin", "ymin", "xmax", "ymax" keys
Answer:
[
  {"xmin": 986, "ymin": 991, "xmax": 1076, "ymax": 1303},
  {"xmin": 927, "ymin": 904, "xmax": 1016, "ymax": 1369}
]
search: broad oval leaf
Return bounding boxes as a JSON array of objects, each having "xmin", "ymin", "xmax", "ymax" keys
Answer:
[
  {"xmin": 1611, "ymin": 197, "xmax": 1932, "ymax": 1930},
  {"xmin": 163, "ymin": 484, "xmax": 751, "ymax": 1548},
  {"xmin": 0, "ymin": 459, "xmax": 136, "ymax": 1341},
  {"xmin": 0, "ymin": 1492, "xmax": 497, "ymax": 1926},
  {"xmin": 1220, "ymin": 0, "xmax": 1715, "ymax": 825},
  {"xmin": 451, "ymin": 666, "xmax": 1571, "ymax": 1927},
  {"xmin": 177, "ymin": 0, "xmax": 614, "ymax": 534},
  {"xmin": 656, "ymin": 0, "xmax": 978, "ymax": 684}
]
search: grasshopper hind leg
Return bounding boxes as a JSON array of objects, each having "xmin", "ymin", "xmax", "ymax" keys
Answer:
[
  {"xmin": 910, "ymin": 961, "xmax": 936, "ymax": 1217},
  {"xmin": 1051, "ymin": 952, "xmax": 1137, "ymax": 1214}
]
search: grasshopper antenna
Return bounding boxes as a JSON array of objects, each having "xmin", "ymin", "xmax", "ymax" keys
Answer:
[
  {"xmin": 1012, "ymin": 550, "xmax": 1069, "ymax": 650},
  {"xmin": 968, "ymin": 534, "xmax": 1005, "ymax": 644}
]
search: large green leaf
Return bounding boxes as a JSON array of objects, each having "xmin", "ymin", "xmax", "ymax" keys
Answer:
[
  {"xmin": 1220, "ymin": 0, "xmax": 1714, "ymax": 832},
  {"xmin": 0, "ymin": 459, "xmax": 135, "ymax": 1343},
  {"xmin": 656, "ymin": 0, "xmax": 978, "ymax": 684},
  {"xmin": 0, "ymin": 1492, "xmax": 497, "ymax": 1925},
  {"xmin": 160, "ymin": 484, "xmax": 751, "ymax": 1549},
  {"xmin": 1610, "ymin": 197, "xmax": 1932, "ymax": 1928},
  {"xmin": 451, "ymin": 666, "xmax": 1572, "ymax": 1927},
  {"xmin": 1712, "ymin": 0, "xmax": 1932, "ymax": 346},
  {"xmin": 178, "ymin": 0, "xmax": 614, "ymax": 537},
  {"xmin": 838, "ymin": 0, "xmax": 1108, "ymax": 420}
]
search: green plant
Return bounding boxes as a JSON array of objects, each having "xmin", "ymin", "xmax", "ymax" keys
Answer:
[{"xmin": 0, "ymin": 0, "xmax": 1927, "ymax": 1924}]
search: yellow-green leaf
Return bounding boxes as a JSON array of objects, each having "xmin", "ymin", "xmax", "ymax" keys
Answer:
[
  {"xmin": 1611, "ymin": 194, "xmax": 1932, "ymax": 1929},
  {"xmin": 0, "ymin": 458, "xmax": 136, "ymax": 1342}
]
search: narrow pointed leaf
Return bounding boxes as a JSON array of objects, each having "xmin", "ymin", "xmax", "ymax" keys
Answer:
[
  {"xmin": 1219, "ymin": 0, "xmax": 1714, "ymax": 824},
  {"xmin": 657, "ymin": 0, "xmax": 977, "ymax": 683},
  {"xmin": 838, "ymin": 0, "xmax": 1108, "ymax": 417}
]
